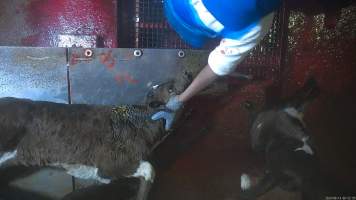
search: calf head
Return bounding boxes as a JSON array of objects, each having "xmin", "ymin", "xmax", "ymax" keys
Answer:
[{"xmin": 144, "ymin": 69, "xmax": 193, "ymax": 108}]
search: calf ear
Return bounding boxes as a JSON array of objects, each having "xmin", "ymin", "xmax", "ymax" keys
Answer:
[
  {"xmin": 289, "ymin": 76, "xmax": 320, "ymax": 112},
  {"xmin": 173, "ymin": 71, "xmax": 193, "ymax": 94},
  {"xmin": 144, "ymin": 80, "xmax": 174, "ymax": 103},
  {"xmin": 144, "ymin": 83, "xmax": 165, "ymax": 105},
  {"xmin": 303, "ymin": 77, "xmax": 320, "ymax": 99},
  {"xmin": 184, "ymin": 71, "xmax": 193, "ymax": 84}
]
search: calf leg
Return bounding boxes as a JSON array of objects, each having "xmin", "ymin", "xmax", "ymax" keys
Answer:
[
  {"xmin": 130, "ymin": 161, "xmax": 155, "ymax": 200},
  {"xmin": 136, "ymin": 177, "xmax": 152, "ymax": 200},
  {"xmin": 0, "ymin": 150, "xmax": 17, "ymax": 168},
  {"xmin": 49, "ymin": 163, "xmax": 112, "ymax": 184},
  {"xmin": 240, "ymin": 172, "xmax": 278, "ymax": 199}
]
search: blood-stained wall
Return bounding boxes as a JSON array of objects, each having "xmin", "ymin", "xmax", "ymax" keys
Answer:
[
  {"xmin": 284, "ymin": 5, "xmax": 356, "ymax": 96},
  {"xmin": 282, "ymin": 4, "xmax": 356, "ymax": 188},
  {"xmin": 0, "ymin": 0, "xmax": 117, "ymax": 48}
]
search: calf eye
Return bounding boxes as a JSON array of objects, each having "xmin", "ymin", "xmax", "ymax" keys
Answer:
[
  {"xmin": 149, "ymin": 101, "xmax": 165, "ymax": 108},
  {"xmin": 168, "ymin": 85, "xmax": 175, "ymax": 93}
]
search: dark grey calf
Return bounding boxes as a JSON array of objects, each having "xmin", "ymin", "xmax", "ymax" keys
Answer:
[{"xmin": 240, "ymin": 78, "xmax": 323, "ymax": 200}]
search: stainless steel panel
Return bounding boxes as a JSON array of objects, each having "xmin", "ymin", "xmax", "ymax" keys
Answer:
[
  {"xmin": 0, "ymin": 47, "xmax": 68, "ymax": 103},
  {"xmin": 68, "ymin": 48, "xmax": 208, "ymax": 105}
]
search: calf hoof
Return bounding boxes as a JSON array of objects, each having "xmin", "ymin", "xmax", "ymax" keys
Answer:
[
  {"xmin": 240, "ymin": 174, "xmax": 256, "ymax": 200},
  {"xmin": 241, "ymin": 173, "xmax": 252, "ymax": 191}
]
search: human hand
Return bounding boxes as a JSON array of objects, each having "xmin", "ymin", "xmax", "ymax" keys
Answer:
[{"xmin": 151, "ymin": 96, "xmax": 183, "ymax": 130}]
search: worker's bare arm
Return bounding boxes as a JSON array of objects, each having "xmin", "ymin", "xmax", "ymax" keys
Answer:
[{"xmin": 178, "ymin": 64, "xmax": 218, "ymax": 103}]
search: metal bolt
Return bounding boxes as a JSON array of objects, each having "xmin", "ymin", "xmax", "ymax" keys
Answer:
[
  {"xmin": 134, "ymin": 49, "xmax": 142, "ymax": 57},
  {"xmin": 84, "ymin": 49, "xmax": 93, "ymax": 57},
  {"xmin": 178, "ymin": 50, "xmax": 185, "ymax": 58}
]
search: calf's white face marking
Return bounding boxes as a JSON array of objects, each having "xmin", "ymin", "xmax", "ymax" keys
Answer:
[
  {"xmin": 130, "ymin": 161, "xmax": 155, "ymax": 182},
  {"xmin": 284, "ymin": 107, "xmax": 314, "ymax": 155},
  {"xmin": 241, "ymin": 173, "xmax": 252, "ymax": 191},
  {"xmin": 294, "ymin": 137, "xmax": 314, "ymax": 155},
  {"xmin": 283, "ymin": 107, "xmax": 305, "ymax": 125},
  {"xmin": 50, "ymin": 163, "xmax": 111, "ymax": 184},
  {"xmin": 0, "ymin": 150, "xmax": 17, "ymax": 166}
]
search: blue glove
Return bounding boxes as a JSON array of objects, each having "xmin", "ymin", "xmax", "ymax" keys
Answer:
[{"xmin": 151, "ymin": 96, "xmax": 183, "ymax": 130}]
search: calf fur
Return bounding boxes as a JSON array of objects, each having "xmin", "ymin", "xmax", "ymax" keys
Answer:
[
  {"xmin": 0, "ymin": 70, "xmax": 192, "ymax": 200},
  {"xmin": 240, "ymin": 78, "xmax": 325, "ymax": 200}
]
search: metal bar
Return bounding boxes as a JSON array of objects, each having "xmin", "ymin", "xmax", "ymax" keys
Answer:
[
  {"xmin": 135, "ymin": 0, "xmax": 140, "ymax": 48},
  {"xmin": 66, "ymin": 48, "xmax": 72, "ymax": 104},
  {"xmin": 277, "ymin": 1, "xmax": 290, "ymax": 85}
]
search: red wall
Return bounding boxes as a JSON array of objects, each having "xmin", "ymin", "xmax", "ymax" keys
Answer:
[
  {"xmin": 284, "ymin": 4, "xmax": 356, "ymax": 96},
  {"xmin": 21, "ymin": 0, "xmax": 118, "ymax": 48},
  {"xmin": 282, "ymin": 5, "xmax": 356, "ymax": 186}
]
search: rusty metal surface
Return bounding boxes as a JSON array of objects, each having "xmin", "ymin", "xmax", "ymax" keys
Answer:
[
  {"xmin": 0, "ymin": 47, "xmax": 68, "ymax": 103},
  {"xmin": 69, "ymin": 48, "xmax": 208, "ymax": 105}
]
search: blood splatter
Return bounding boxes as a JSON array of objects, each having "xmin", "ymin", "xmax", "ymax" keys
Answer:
[
  {"xmin": 99, "ymin": 50, "xmax": 116, "ymax": 69},
  {"xmin": 114, "ymin": 72, "xmax": 139, "ymax": 85},
  {"xmin": 23, "ymin": 0, "xmax": 117, "ymax": 47}
]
